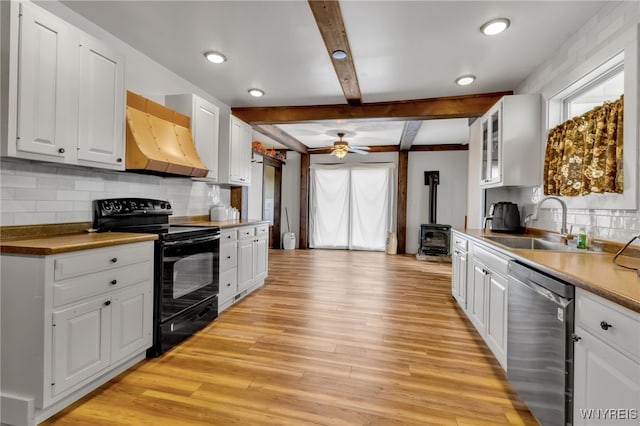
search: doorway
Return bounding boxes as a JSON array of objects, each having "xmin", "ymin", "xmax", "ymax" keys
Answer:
[{"xmin": 262, "ymin": 156, "xmax": 282, "ymax": 249}]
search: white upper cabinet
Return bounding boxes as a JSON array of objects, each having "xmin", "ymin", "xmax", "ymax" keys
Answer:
[
  {"xmin": 16, "ymin": 1, "xmax": 77, "ymax": 161},
  {"xmin": 7, "ymin": 2, "xmax": 125, "ymax": 170},
  {"xmin": 219, "ymin": 116, "xmax": 252, "ymax": 185},
  {"xmin": 77, "ymin": 34, "xmax": 125, "ymax": 168},
  {"xmin": 477, "ymin": 94, "xmax": 541, "ymax": 188},
  {"xmin": 165, "ymin": 93, "xmax": 220, "ymax": 181}
]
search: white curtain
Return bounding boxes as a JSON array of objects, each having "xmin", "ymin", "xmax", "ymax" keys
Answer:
[{"xmin": 309, "ymin": 163, "xmax": 395, "ymax": 251}]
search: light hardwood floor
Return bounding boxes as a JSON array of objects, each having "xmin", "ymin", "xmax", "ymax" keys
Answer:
[{"xmin": 42, "ymin": 249, "xmax": 538, "ymax": 425}]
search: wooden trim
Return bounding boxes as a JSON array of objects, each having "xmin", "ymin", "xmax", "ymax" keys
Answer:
[
  {"xmin": 399, "ymin": 121, "xmax": 422, "ymax": 151},
  {"xmin": 410, "ymin": 144, "xmax": 469, "ymax": 152},
  {"xmin": 260, "ymin": 154, "xmax": 285, "ymax": 167},
  {"xmin": 231, "ymin": 91, "xmax": 512, "ymax": 124},
  {"xmin": 299, "ymin": 153, "xmax": 310, "ymax": 249},
  {"xmin": 308, "ymin": 0, "xmax": 362, "ymax": 105},
  {"xmin": 254, "ymin": 125, "xmax": 308, "ymax": 154},
  {"xmin": 397, "ymin": 151, "xmax": 408, "ymax": 254}
]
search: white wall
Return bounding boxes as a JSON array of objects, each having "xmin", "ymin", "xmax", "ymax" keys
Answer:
[
  {"xmin": 407, "ymin": 151, "xmax": 468, "ymax": 254},
  {"xmin": 0, "ymin": 1, "xmax": 236, "ymax": 226},
  {"xmin": 248, "ymin": 153, "xmax": 264, "ymax": 220},
  {"xmin": 511, "ymin": 1, "xmax": 640, "ymax": 243}
]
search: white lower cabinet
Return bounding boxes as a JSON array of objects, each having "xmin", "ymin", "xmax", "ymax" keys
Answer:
[
  {"xmin": 573, "ymin": 289, "xmax": 640, "ymax": 425},
  {"xmin": 218, "ymin": 224, "xmax": 269, "ymax": 313},
  {"xmin": 451, "ymin": 234, "xmax": 510, "ymax": 370},
  {"xmin": 0, "ymin": 241, "xmax": 154, "ymax": 426}
]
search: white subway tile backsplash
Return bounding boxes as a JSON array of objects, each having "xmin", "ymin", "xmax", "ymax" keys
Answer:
[
  {"xmin": 37, "ymin": 176, "xmax": 76, "ymax": 190},
  {"xmin": 1, "ymin": 200, "xmax": 36, "ymax": 212},
  {"xmin": 14, "ymin": 212, "xmax": 56, "ymax": 225},
  {"xmin": 56, "ymin": 211, "xmax": 92, "ymax": 223},
  {"xmin": 0, "ymin": 213, "xmax": 15, "ymax": 225},
  {"xmin": 36, "ymin": 201, "xmax": 75, "ymax": 212},
  {"xmin": 1, "ymin": 188, "xmax": 15, "ymax": 200},
  {"xmin": 1, "ymin": 175, "xmax": 37, "ymax": 188},
  {"xmin": 75, "ymin": 180, "xmax": 105, "ymax": 192},
  {"xmin": 14, "ymin": 189, "xmax": 58, "ymax": 201},
  {"xmin": 57, "ymin": 190, "xmax": 90, "ymax": 201}
]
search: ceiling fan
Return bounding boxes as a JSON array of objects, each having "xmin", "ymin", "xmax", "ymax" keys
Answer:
[{"xmin": 309, "ymin": 132, "xmax": 370, "ymax": 159}]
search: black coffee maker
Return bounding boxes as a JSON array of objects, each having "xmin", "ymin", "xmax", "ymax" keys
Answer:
[{"xmin": 485, "ymin": 202, "xmax": 521, "ymax": 233}]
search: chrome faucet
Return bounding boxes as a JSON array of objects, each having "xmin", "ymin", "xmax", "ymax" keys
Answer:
[{"xmin": 531, "ymin": 196, "xmax": 573, "ymax": 244}]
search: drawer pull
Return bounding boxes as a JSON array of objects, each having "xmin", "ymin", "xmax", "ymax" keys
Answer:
[
  {"xmin": 110, "ymin": 257, "xmax": 118, "ymax": 263},
  {"xmin": 600, "ymin": 321, "xmax": 613, "ymax": 331},
  {"xmin": 104, "ymin": 300, "xmax": 111, "ymax": 306},
  {"xmin": 110, "ymin": 280, "xmax": 117, "ymax": 286},
  {"xmin": 571, "ymin": 333, "xmax": 582, "ymax": 342}
]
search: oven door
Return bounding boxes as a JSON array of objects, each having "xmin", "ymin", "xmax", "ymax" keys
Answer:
[{"xmin": 160, "ymin": 234, "xmax": 219, "ymax": 323}]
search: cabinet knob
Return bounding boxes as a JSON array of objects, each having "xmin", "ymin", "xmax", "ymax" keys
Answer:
[
  {"xmin": 226, "ymin": 283, "xmax": 231, "ymax": 287},
  {"xmin": 571, "ymin": 333, "xmax": 582, "ymax": 342},
  {"xmin": 110, "ymin": 257, "xmax": 118, "ymax": 263},
  {"xmin": 110, "ymin": 279, "xmax": 117, "ymax": 286},
  {"xmin": 600, "ymin": 321, "xmax": 613, "ymax": 330},
  {"xmin": 116, "ymin": 158, "xmax": 122, "ymax": 163},
  {"xmin": 58, "ymin": 148, "xmax": 65, "ymax": 154},
  {"xmin": 227, "ymin": 255, "xmax": 231, "ymax": 259},
  {"xmin": 104, "ymin": 300, "xmax": 111, "ymax": 306}
]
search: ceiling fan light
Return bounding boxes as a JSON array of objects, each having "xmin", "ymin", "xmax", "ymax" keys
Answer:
[
  {"xmin": 455, "ymin": 75, "xmax": 476, "ymax": 86},
  {"xmin": 480, "ymin": 18, "xmax": 510, "ymax": 36},
  {"xmin": 334, "ymin": 149, "xmax": 347, "ymax": 159},
  {"xmin": 204, "ymin": 51, "xmax": 227, "ymax": 64}
]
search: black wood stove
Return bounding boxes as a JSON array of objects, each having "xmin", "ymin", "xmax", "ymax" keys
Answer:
[{"xmin": 419, "ymin": 171, "xmax": 451, "ymax": 256}]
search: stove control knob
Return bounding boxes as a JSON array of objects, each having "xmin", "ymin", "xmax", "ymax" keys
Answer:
[
  {"xmin": 112, "ymin": 201, "xmax": 123, "ymax": 212},
  {"xmin": 165, "ymin": 203, "xmax": 172, "ymax": 210},
  {"xmin": 159, "ymin": 202, "xmax": 166, "ymax": 209}
]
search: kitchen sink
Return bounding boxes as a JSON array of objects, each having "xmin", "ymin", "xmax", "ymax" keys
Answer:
[{"xmin": 483, "ymin": 235, "xmax": 586, "ymax": 252}]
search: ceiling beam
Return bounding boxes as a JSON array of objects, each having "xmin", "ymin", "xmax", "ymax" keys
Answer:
[
  {"xmin": 410, "ymin": 144, "xmax": 469, "ymax": 152},
  {"xmin": 398, "ymin": 121, "xmax": 422, "ymax": 151},
  {"xmin": 231, "ymin": 91, "xmax": 512, "ymax": 124},
  {"xmin": 308, "ymin": 0, "xmax": 362, "ymax": 106},
  {"xmin": 253, "ymin": 125, "xmax": 309, "ymax": 154}
]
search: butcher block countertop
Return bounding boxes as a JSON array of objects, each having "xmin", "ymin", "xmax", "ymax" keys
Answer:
[
  {"xmin": 172, "ymin": 217, "xmax": 270, "ymax": 229},
  {"xmin": 457, "ymin": 229, "xmax": 640, "ymax": 313},
  {"xmin": 0, "ymin": 232, "xmax": 158, "ymax": 255}
]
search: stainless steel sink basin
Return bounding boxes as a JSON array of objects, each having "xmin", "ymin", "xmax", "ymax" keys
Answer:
[{"xmin": 483, "ymin": 236, "xmax": 585, "ymax": 252}]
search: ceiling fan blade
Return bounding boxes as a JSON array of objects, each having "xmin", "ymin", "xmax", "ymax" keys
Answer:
[
  {"xmin": 350, "ymin": 145, "xmax": 370, "ymax": 150},
  {"xmin": 349, "ymin": 148, "xmax": 369, "ymax": 155}
]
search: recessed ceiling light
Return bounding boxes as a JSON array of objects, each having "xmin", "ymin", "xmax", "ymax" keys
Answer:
[
  {"xmin": 204, "ymin": 51, "xmax": 227, "ymax": 64},
  {"xmin": 455, "ymin": 75, "xmax": 476, "ymax": 86},
  {"xmin": 480, "ymin": 18, "xmax": 510, "ymax": 36},
  {"xmin": 332, "ymin": 50, "xmax": 348, "ymax": 60},
  {"xmin": 248, "ymin": 88, "xmax": 265, "ymax": 97}
]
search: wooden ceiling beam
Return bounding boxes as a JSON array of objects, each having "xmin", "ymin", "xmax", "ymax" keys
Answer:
[
  {"xmin": 231, "ymin": 91, "xmax": 511, "ymax": 124},
  {"xmin": 253, "ymin": 125, "xmax": 309, "ymax": 154},
  {"xmin": 308, "ymin": 0, "xmax": 362, "ymax": 106},
  {"xmin": 410, "ymin": 144, "xmax": 469, "ymax": 152},
  {"xmin": 398, "ymin": 121, "xmax": 422, "ymax": 151}
]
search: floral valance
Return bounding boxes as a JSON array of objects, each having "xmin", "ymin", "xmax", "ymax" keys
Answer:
[{"xmin": 543, "ymin": 95, "xmax": 623, "ymax": 196}]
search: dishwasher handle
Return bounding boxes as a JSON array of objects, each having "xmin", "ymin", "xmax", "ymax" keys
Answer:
[{"xmin": 508, "ymin": 261, "xmax": 574, "ymax": 300}]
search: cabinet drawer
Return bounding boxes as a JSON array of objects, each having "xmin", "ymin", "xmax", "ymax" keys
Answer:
[
  {"xmin": 54, "ymin": 242, "xmax": 152, "ymax": 282},
  {"xmin": 219, "ymin": 241, "xmax": 237, "ymax": 271},
  {"xmin": 472, "ymin": 243, "xmax": 509, "ymax": 277},
  {"xmin": 220, "ymin": 229, "xmax": 237, "ymax": 243},
  {"xmin": 219, "ymin": 268, "xmax": 237, "ymax": 303},
  {"xmin": 453, "ymin": 234, "xmax": 468, "ymax": 251},
  {"xmin": 576, "ymin": 289, "xmax": 640, "ymax": 362},
  {"xmin": 237, "ymin": 227, "xmax": 255, "ymax": 240},
  {"xmin": 54, "ymin": 261, "xmax": 152, "ymax": 308},
  {"xmin": 255, "ymin": 225, "xmax": 268, "ymax": 237}
]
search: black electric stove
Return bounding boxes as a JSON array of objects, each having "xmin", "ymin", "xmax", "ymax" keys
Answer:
[{"xmin": 93, "ymin": 198, "xmax": 220, "ymax": 357}]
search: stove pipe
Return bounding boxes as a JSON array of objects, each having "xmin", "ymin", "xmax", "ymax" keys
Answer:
[{"xmin": 424, "ymin": 171, "xmax": 439, "ymax": 224}]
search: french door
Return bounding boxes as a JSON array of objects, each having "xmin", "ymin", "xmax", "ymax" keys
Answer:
[{"xmin": 309, "ymin": 163, "xmax": 394, "ymax": 251}]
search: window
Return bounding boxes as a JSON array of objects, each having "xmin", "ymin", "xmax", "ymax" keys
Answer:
[{"xmin": 562, "ymin": 64, "xmax": 624, "ymax": 119}]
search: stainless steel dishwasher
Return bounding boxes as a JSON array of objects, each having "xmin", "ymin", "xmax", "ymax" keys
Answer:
[{"xmin": 507, "ymin": 261, "xmax": 575, "ymax": 426}]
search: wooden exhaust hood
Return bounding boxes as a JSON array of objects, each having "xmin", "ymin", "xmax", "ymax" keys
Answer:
[{"xmin": 126, "ymin": 91, "xmax": 208, "ymax": 177}]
